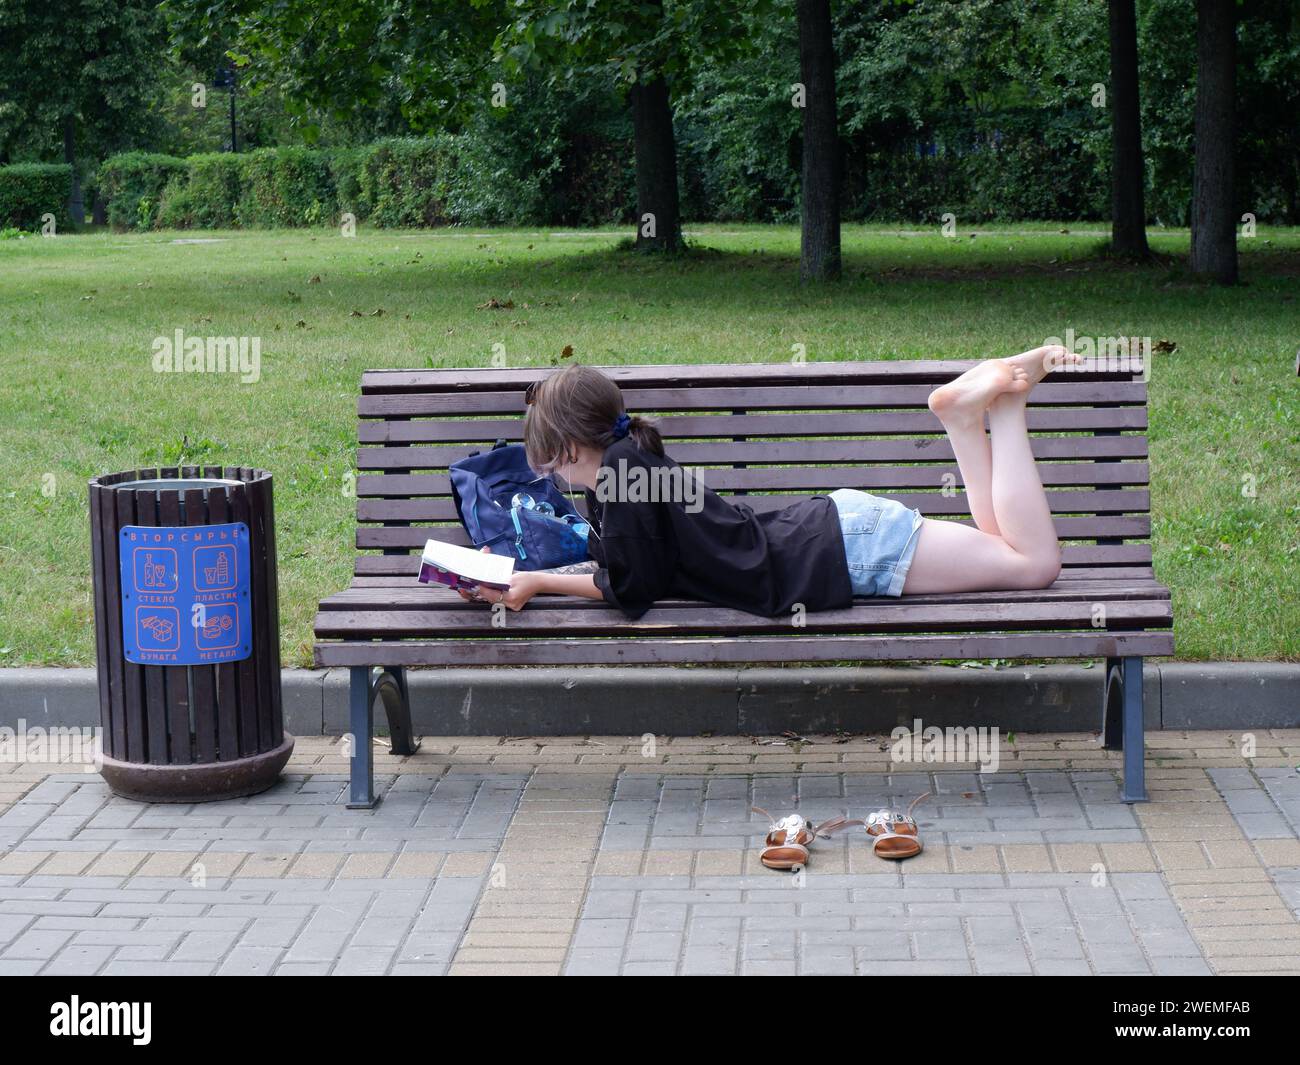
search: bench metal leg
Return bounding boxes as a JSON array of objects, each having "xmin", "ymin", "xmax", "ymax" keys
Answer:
[
  {"xmin": 1102, "ymin": 656, "xmax": 1148, "ymax": 804},
  {"xmin": 347, "ymin": 666, "xmax": 421, "ymax": 809}
]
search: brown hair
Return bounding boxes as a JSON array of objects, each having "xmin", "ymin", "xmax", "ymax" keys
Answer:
[{"xmin": 522, "ymin": 363, "xmax": 664, "ymax": 474}]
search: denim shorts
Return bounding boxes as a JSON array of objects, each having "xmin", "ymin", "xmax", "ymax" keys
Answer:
[{"xmin": 829, "ymin": 488, "xmax": 925, "ymax": 598}]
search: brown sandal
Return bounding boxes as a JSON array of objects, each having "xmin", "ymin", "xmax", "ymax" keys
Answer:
[
  {"xmin": 752, "ymin": 806, "xmax": 862, "ymax": 871},
  {"xmin": 864, "ymin": 793, "xmax": 930, "ymax": 860}
]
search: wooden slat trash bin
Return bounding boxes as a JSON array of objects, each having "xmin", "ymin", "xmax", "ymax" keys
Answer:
[{"xmin": 89, "ymin": 466, "xmax": 293, "ymax": 802}]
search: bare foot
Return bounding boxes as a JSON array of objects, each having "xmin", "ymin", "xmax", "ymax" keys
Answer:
[
  {"xmin": 928, "ymin": 359, "xmax": 1029, "ymax": 427},
  {"xmin": 1001, "ymin": 345, "xmax": 1083, "ymax": 390}
]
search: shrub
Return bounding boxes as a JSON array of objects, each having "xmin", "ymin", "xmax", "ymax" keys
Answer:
[
  {"xmin": 844, "ymin": 152, "xmax": 966, "ymax": 224},
  {"xmin": 555, "ymin": 130, "xmax": 635, "ymax": 227},
  {"xmin": 437, "ymin": 101, "xmax": 566, "ymax": 226},
  {"xmin": 158, "ymin": 153, "xmax": 243, "ymax": 229},
  {"xmin": 97, "ymin": 152, "xmax": 187, "ymax": 229},
  {"xmin": 330, "ymin": 146, "xmax": 369, "ymax": 223},
  {"xmin": 357, "ymin": 137, "xmax": 453, "ymax": 228},
  {"xmin": 236, "ymin": 147, "xmax": 337, "ymax": 227},
  {"xmin": 0, "ymin": 164, "xmax": 72, "ymax": 230}
]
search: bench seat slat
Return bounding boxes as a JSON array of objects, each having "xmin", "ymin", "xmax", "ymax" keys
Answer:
[
  {"xmin": 338, "ymin": 565, "xmax": 1161, "ymax": 587},
  {"xmin": 313, "ymin": 630, "xmax": 1174, "ymax": 668},
  {"xmin": 314, "ymin": 599, "xmax": 1171, "ymax": 640},
  {"xmin": 318, "ymin": 579, "xmax": 1170, "ymax": 612}
]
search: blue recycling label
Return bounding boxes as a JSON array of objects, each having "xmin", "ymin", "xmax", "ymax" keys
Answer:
[{"xmin": 119, "ymin": 522, "xmax": 252, "ymax": 665}]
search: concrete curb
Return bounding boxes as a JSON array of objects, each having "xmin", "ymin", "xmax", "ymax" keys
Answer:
[{"xmin": 0, "ymin": 663, "xmax": 1295, "ymax": 736}]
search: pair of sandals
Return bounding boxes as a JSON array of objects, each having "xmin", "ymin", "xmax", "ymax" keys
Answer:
[{"xmin": 754, "ymin": 793, "xmax": 929, "ymax": 871}]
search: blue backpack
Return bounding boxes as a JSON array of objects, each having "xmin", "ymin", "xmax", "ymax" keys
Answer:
[{"xmin": 448, "ymin": 441, "xmax": 592, "ymax": 571}]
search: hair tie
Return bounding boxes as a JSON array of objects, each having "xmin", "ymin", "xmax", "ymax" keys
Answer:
[{"xmin": 611, "ymin": 412, "xmax": 632, "ymax": 440}]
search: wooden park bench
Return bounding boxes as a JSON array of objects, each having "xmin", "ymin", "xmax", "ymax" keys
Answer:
[{"xmin": 313, "ymin": 360, "xmax": 1173, "ymax": 808}]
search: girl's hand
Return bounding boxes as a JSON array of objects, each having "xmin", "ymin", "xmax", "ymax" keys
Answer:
[
  {"xmin": 465, "ymin": 572, "xmax": 540, "ymax": 611},
  {"xmin": 455, "ymin": 549, "xmax": 540, "ymax": 611}
]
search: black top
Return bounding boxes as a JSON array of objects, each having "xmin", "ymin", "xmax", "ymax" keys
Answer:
[{"xmin": 580, "ymin": 437, "xmax": 852, "ymax": 620}]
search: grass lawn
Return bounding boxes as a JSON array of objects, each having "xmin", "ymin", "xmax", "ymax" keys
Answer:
[{"xmin": 0, "ymin": 222, "xmax": 1296, "ymax": 667}]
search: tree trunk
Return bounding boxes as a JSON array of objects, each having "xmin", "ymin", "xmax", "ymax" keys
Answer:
[
  {"xmin": 63, "ymin": 116, "xmax": 85, "ymax": 225},
  {"xmin": 1279, "ymin": 151, "xmax": 1297, "ymax": 226},
  {"xmin": 1108, "ymin": 0, "xmax": 1149, "ymax": 259},
  {"xmin": 629, "ymin": 72, "xmax": 682, "ymax": 254},
  {"xmin": 1190, "ymin": 0, "xmax": 1237, "ymax": 284},
  {"xmin": 797, "ymin": 0, "xmax": 841, "ymax": 281}
]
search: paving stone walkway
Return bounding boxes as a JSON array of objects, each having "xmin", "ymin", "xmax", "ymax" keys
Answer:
[{"xmin": 1, "ymin": 730, "xmax": 1297, "ymax": 975}]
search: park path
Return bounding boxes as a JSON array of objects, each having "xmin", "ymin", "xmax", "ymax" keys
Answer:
[{"xmin": 0, "ymin": 730, "xmax": 1297, "ymax": 975}]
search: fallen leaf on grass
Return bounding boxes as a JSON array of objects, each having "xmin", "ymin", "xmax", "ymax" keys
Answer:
[
  {"xmin": 561, "ymin": 344, "xmax": 574, "ymax": 358},
  {"xmin": 308, "ymin": 274, "xmax": 321, "ymax": 283},
  {"xmin": 1153, "ymin": 339, "xmax": 1177, "ymax": 354},
  {"xmin": 477, "ymin": 297, "xmax": 514, "ymax": 310}
]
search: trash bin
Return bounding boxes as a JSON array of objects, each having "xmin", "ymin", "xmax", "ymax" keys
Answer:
[{"xmin": 88, "ymin": 466, "xmax": 293, "ymax": 801}]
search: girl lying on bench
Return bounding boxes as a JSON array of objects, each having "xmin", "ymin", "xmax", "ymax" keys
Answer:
[{"xmin": 460, "ymin": 348, "xmax": 1080, "ymax": 618}]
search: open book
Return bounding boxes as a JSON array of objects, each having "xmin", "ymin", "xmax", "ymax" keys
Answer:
[{"xmin": 417, "ymin": 539, "xmax": 515, "ymax": 591}]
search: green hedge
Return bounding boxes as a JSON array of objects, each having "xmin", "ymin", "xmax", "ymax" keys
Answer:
[
  {"xmin": 96, "ymin": 132, "xmax": 622, "ymax": 232},
  {"xmin": 94, "ymin": 132, "xmax": 1120, "ymax": 233},
  {"xmin": 0, "ymin": 164, "xmax": 72, "ymax": 230},
  {"xmin": 97, "ymin": 152, "xmax": 187, "ymax": 229},
  {"xmin": 158, "ymin": 153, "xmax": 242, "ymax": 229},
  {"xmin": 357, "ymin": 137, "xmax": 452, "ymax": 228},
  {"xmin": 100, "ymin": 142, "xmax": 446, "ymax": 231},
  {"xmin": 329, "ymin": 146, "xmax": 368, "ymax": 223},
  {"xmin": 236, "ymin": 147, "xmax": 337, "ymax": 227}
]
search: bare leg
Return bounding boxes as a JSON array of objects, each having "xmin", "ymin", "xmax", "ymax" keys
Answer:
[
  {"xmin": 901, "ymin": 518, "xmax": 1038, "ymax": 594},
  {"xmin": 927, "ymin": 373, "xmax": 1003, "ymax": 535},
  {"xmin": 904, "ymin": 347, "xmax": 1076, "ymax": 594},
  {"xmin": 927, "ymin": 354, "xmax": 1034, "ymax": 534},
  {"xmin": 985, "ymin": 389, "xmax": 1060, "ymax": 576},
  {"xmin": 945, "ymin": 420, "xmax": 998, "ymax": 534}
]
